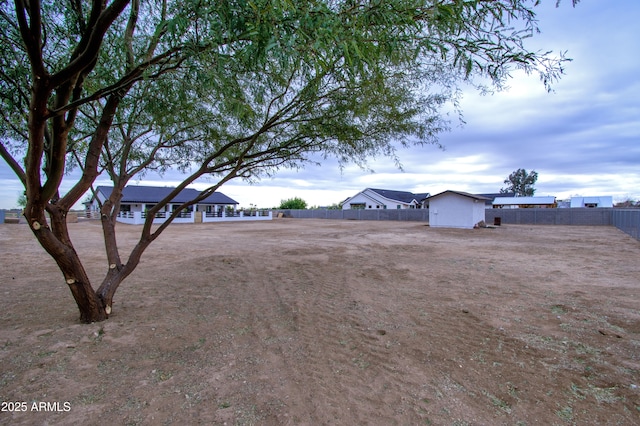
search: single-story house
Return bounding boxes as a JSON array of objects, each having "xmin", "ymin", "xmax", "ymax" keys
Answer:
[
  {"xmin": 87, "ymin": 185, "xmax": 238, "ymax": 215},
  {"xmin": 84, "ymin": 185, "xmax": 268, "ymax": 224},
  {"xmin": 342, "ymin": 188, "xmax": 429, "ymax": 210},
  {"xmin": 427, "ymin": 190, "xmax": 489, "ymax": 229},
  {"xmin": 492, "ymin": 196, "xmax": 557, "ymax": 209},
  {"xmin": 570, "ymin": 196, "xmax": 613, "ymax": 208}
]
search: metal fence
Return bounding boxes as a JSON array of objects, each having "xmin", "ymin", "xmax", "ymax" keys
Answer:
[{"xmin": 278, "ymin": 208, "xmax": 640, "ymax": 241}]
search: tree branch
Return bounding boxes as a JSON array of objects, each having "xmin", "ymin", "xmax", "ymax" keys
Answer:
[
  {"xmin": 49, "ymin": 0, "xmax": 130, "ymax": 89},
  {"xmin": 124, "ymin": 0, "xmax": 140, "ymax": 71},
  {"xmin": 0, "ymin": 140, "xmax": 27, "ymax": 184},
  {"xmin": 14, "ymin": 0, "xmax": 46, "ymax": 78},
  {"xmin": 47, "ymin": 45, "xmax": 185, "ymax": 118},
  {"xmin": 59, "ymin": 93, "xmax": 123, "ymax": 210}
]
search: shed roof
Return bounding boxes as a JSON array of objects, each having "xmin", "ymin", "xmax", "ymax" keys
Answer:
[
  {"xmin": 96, "ymin": 186, "xmax": 238, "ymax": 205},
  {"xmin": 477, "ymin": 192, "xmax": 515, "ymax": 205},
  {"xmin": 427, "ymin": 190, "xmax": 490, "ymax": 201}
]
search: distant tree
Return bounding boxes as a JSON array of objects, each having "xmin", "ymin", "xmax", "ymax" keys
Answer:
[
  {"xmin": 16, "ymin": 191, "xmax": 27, "ymax": 208},
  {"xmin": 501, "ymin": 169, "xmax": 538, "ymax": 197},
  {"xmin": 614, "ymin": 199, "xmax": 639, "ymax": 208},
  {"xmin": 279, "ymin": 197, "xmax": 308, "ymax": 210}
]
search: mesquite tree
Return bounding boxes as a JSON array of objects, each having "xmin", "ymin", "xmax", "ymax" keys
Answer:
[
  {"xmin": 501, "ymin": 168, "xmax": 539, "ymax": 196},
  {"xmin": 0, "ymin": 0, "xmax": 572, "ymax": 323}
]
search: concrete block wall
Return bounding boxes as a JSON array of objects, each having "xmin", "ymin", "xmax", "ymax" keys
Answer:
[
  {"xmin": 484, "ymin": 208, "xmax": 614, "ymax": 226},
  {"xmin": 279, "ymin": 208, "xmax": 640, "ymax": 241},
  {"xmin": 612, "ymin": 209, "xmax": 640, "ymax": 240},
  {"xmin": 279, "ymin": 209, "xmax": 429, "ymax": 221}
]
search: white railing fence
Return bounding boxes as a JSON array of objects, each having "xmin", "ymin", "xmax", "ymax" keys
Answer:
[
  {"xmin": 115, "ymin": 211, "xmax": 194, "ymax": 224},
  {"xmin": 202, "ymin": 210, "xmax": 272, "ymax": 222},
  {"xmin": 114, "ymin": 209, "xmax": 272, "ymax": 224}
]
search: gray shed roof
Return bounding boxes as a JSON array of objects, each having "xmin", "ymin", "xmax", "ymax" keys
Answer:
[
  {"xmin": 477, "ymin": 192, "xmax": 515, "ymax": 206},
  {"xmin": 96, "ymin": 186, "xmax": 238, "ymax": 205},
  {"xmin": 426, "ymin": 190, "xmax": 490, "ymax": 201}
]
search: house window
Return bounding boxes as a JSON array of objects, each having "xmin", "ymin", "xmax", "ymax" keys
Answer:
[
  {"xmin": 397, "ymin": 205, "xmax": 401, "ymax": 209},
  {"xmin": 350, "ymin": 203, "xmax": 365, "ymax": 210},
  {"xmin": 120, "ymin": 204, "xmax": 131, "ymax": 212}
]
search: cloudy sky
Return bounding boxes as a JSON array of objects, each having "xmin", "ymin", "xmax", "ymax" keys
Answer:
[{"xmin": 1, "ymin": 0, "xmax": 639, "ymax": 209}]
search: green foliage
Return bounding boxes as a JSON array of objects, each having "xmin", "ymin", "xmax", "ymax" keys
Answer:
[
  {"xmin": 279, "ymin": 197, "xmax": 308, "ymax": 210},
  {"xmin": 0, "ymin": 0, "xmax": 574, "ymax": 321},
  {"xmin": 1, "ymin": 1, "xmax": 572, "ymax": 190},
  {"xmin": 16, "ymin": 191, "xmax": 27, "ymax": 208},
  {"xmin": 501, "ymin": 168, "xmax": 539, "ymax": 196},
  {"xmin": 614, "ymin": 199, "xmax": 639, "ymax": 208}
]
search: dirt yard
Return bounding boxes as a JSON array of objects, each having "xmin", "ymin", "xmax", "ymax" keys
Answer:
[{"xmin": 0, "ymin": 219, "xmax": 639, "ymax": 425}]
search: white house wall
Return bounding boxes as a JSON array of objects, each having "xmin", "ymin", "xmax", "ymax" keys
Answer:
[
  {"xmin": 343, "ymin": 192, "xmax": 379, "ymax": 209},
  {"xmin": 471, "ymin": 201, "xmax": 485, "ymax": 226},
  {"xmin": 343, "ymin": 189, "xmax": 415, "ymax": 210},
  {"xmin": 429, "ymin": 193, "xmax": 485, "ymax": 229}
]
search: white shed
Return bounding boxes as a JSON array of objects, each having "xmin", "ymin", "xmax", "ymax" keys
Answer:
[{"xmin": 427, "ymin": 191, "xmax": 489, "ymax": 229}]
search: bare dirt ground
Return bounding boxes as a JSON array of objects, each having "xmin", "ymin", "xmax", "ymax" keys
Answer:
[{"xmin": 1, "ymin": 219, "xmax": 639, "ymax": 425}]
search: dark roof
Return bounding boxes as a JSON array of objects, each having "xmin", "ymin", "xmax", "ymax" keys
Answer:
[
  {"xmin": 426, "ymin": 190, "xmax": 490, "ymax": 201},
  {"xmin": 476, "ymin": 192, "xmax": 515, "ymax": 206},
  {"xmin": 97, "ymin": 186, "xmax": 238, "ymax": 205},
  {"xmin": 414, "ymin": 193, "xmax": 430, "ymax": 202},
  {"xmin": 368, "ymin": 188, "xmax": 429, "ymax": 204}
]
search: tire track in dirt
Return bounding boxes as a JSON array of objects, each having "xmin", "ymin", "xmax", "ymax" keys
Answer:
[
  {"xmin": 261, "ymin": 247, "xmax": 369, "ymax": 424},
  {"xmin": 257, "ymin": 246, "xmax": 442, "ymax": 424},
  {"xmin": 170, "ymin": 254, "xmax": 302, "ymax": 424},
  {"xmin": 211, "ymin": 244, "xmax": 390, "ymax": 423},
  {"xmin": 131, "ymin": 244, "xmax": 640, "ymax": 425},
  {"xmin": 279, "ymin": 242, "xmax": 571, "ymax": 424}
]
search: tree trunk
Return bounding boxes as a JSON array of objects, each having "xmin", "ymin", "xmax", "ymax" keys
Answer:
[
  {"xmin": 27, "ymin": 204, "xmax": 108, "ymax": 323},
  {"xmin": 67, "ymin": 278, "xmax": 108, "ymax": 323},
  {"xmin": 96, "ymin": 237, "xmax": 149, "ymax": 315}
]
